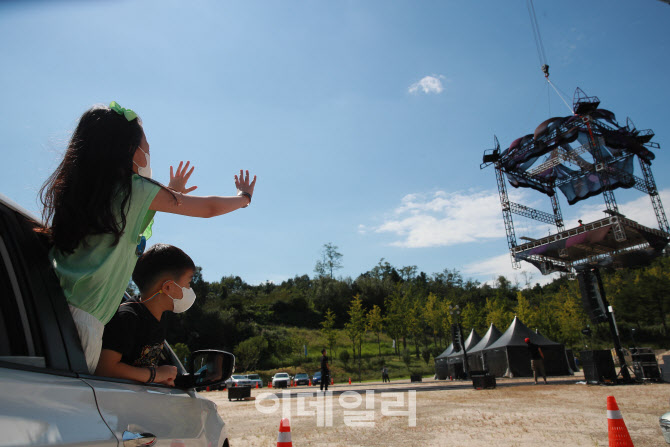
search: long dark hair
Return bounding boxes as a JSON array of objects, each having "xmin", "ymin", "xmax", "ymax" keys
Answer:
[{"xmin": 39, "ymin": 104, "xmax": 144, "ymax": 253}]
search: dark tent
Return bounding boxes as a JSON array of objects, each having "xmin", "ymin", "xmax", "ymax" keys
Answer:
[
  {"xmin": 446, "ymin": 329, "xmax": 481, "ymax": 379},
  {"xmin": 482, "ymin": 317, "xmax": 571, "ymax": 378},
  {"xmin": 434, "ymin": 343, "xmax": 454, "ymax": 380},
  {"xmin": 536, "ymin": 329, "xmax": 576, "ymax": 374},
  {"xmin": 466, "ymin": 324, "xmax": 503, "ymax": 372}
]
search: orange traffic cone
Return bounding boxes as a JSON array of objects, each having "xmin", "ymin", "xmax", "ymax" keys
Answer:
[
  {"xmin": 309, "ymin": 379, "xmax": 312, "ymax": 386},
  {"xmin": 607, "ymin": 396, "xmax": 634, "ymax": 447},
  {"xmin": 348, "ymin": 377, "xmax": 351, "ymax": 385},
  {"xmin": 256, "ymin": 382, "xmax": 259, "ymax": 389},
  {"xmin": 276, "ymin": 418, "xmax": 292, "ymax": 447},
  {"xmin": 331, "ymin": 377, "xmax": 334, "ymax": 385},
  {"xmin": 206, "ymin": 386, "xmax": 210, "ymax": 392},
  {"xmin": 268, "ymin": 381, "xmax": 272, "ymax": 389}
]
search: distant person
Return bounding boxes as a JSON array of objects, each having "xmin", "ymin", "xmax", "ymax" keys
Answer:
[
  {"xmin": 39, "ymin": 101, "xmax": 256, "ymax": 373},
  {"xmin": 382, "ymin": 366, "xmax": 390, "ymax": 383},
  {"xmin": 578, "ymin": 219, "xmax": 583, "ymax": 226},
  {"xmin": 525, "ymin": 337, "xmax": 547, "ymax": 385},
  {"xmin": 320, "ymin": 348, "xmax": 330, "ymax": 391},
  {"xmin": 95, "ymin": 244, "xmax": 197, "ymax": 385}
]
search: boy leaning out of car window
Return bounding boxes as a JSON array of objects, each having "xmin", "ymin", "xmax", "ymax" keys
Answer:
[{"xmin": 95, "ymin": 244, "xmax": 197, "ymax": 385}]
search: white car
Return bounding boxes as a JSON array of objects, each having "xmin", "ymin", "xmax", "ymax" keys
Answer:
[
  {"xmin": 272, "ymin": 372, "xmax": 291, "ymax": 388},
  {"xmin": 246, "ymin": 374, "xmax": 263, "ymax": 388},
  {"xmin": 0, "ymin": 194, "xmax": 233, "ymax": 447},
  {"xmin": 225, "ymin": 374, "xmax": 253, "ymax": 388}
]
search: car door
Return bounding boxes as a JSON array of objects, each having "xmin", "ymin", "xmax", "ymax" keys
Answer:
[
  {"xmin": 82, "ymin": 346, "xmax": 222, "ymax": 447},
  {"xmin": 0, "ymin": 199, "xmax": 117, "ymax": 446}
]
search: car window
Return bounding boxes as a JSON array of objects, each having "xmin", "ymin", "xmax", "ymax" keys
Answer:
[{"xmin": 0, "ymin": 235, "xmax": 45, "ymax": 368}]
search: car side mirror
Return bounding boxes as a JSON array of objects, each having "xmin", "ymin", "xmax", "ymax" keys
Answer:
[{"xmin": 179, "ymin": 350, "xmax": 235, "ymax": 389}]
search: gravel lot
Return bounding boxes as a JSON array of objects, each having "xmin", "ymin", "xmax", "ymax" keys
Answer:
[{"xmin": 203, "ymin": 373, "xmax": 670, "ymax": 446}]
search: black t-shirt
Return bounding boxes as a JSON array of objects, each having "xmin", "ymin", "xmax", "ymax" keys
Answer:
[
  {"xmin": 321, "ymin": 354, "xmax": 329, "ymax": 371},
  {"xmin": 527, "ymin": 342, "xmax": 542, "ymax": 360},
  {"xmin": 102, "ymin": 299, "xmax": 166, "ymax": 368}
]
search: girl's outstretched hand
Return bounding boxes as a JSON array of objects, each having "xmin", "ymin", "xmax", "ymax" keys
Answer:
[
  {"xmin": 169, "ymin": 161, "xmax": 198, "ymax": 194},
  {"xmin": 234, "ymin": 169, "xmax": 257, "ymax": 197}
]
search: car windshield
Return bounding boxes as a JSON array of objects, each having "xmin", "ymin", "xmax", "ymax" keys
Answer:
[
  {"xmin": 275, "ymin": 373, "xmax": 289, "ymax": 378},
  {"xmin": 231, "ymin": 375, "xmax": 246, "ymax": 380},
  {"xmin": 247, "ymin": 375, "xmax": 260, "ymax": 379},
  {"xmin": 314, "ymin": 372, "xmax": 321, "ymax": 377},
  {"xmin": 296, "ymin": 373, "xmax": 308, "ymax": 378}
]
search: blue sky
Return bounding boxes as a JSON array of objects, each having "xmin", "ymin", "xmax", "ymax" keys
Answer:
[{"xmin": 1, "ymin": 0, "xmax": 669, "ymax": 287}]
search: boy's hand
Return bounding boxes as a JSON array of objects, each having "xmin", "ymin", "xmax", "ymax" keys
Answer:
[
  {"xmin": 169, "ymin": 161, "xmax": 198, "ymax": 194},
  {"xmin": 234, "ymin": 169, "xmax": 257, "ymax": 197},
  {"xmin": 156, "ymin": 365, "xmax": 178, "ymax": 387}
]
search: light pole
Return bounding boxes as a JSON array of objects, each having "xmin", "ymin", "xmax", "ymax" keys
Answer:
[{"xmin": 449, "ymin": 305, "xmax": 469, "ymax": 378}]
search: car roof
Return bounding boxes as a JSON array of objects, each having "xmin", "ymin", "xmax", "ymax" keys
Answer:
[{"xmin": 0, "ymin": 193, "xmax": 42, "ymax": 223}]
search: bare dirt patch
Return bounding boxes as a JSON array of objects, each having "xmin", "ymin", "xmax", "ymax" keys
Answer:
[{"xmin": 204, "ymin": 374, "xmax": 669, "ymax": 446}]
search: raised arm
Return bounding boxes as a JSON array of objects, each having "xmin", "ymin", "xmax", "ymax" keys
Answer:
[{"xmin": 150, "ymin": 169, "xmax": 256, "ymax": 217}]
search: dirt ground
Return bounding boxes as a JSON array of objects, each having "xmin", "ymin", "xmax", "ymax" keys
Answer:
[{"xmin": 204, "ymin": 373, "xmax": 670, "ymax": 447}]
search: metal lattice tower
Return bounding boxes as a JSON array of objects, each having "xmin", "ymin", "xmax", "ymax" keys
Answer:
[
  {"xmin": 495, "ymin": 162, "xmax": 520, "ymax": 269},
  {"xmin": 639, "ymin": 158, "xmax": 670, "ymax": 233},
  {"xmin": 481, "ymin": 88, "xmax": 669, "ymax": 275}
]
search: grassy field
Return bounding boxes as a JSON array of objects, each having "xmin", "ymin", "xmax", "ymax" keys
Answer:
[{"xmin": 247, "ymin": 326, "xmax": 440, "ymax": 384}]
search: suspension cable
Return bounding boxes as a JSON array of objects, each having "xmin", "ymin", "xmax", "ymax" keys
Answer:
[
  {"xmin": 527, "ymin": 0, "xmax": 549, "ymax": 78},
  {"xmin": 547, "ymin": 79, "xmax": 575, "ymax": 115}
]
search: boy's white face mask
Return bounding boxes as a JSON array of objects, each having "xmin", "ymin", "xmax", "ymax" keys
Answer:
[
  {"xmin": 166, "ymin": 281, "xmax": 196, "ymax": 314},
  {"xmin": 134, "ymin": 148, "xmax": 152, "ymax": 179}
]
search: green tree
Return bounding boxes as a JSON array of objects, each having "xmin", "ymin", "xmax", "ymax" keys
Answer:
[
  {"xmin": 423, "ymin": 293, "xmax": 443, "ymax": 347},
  {"xmin": 366, "ymin": 304, "xmax": 384, "ymax": 356},
  {"xmin": 345, "ymin": 294, "xmax": 367, "ymax": 381},
  {"xmin": 440, "ymin": 300, "xmax": 455, "ymax": 347},
  {"xmin": 173, "ymin": 342, "xmax": 191, "ymax": 365},
  {"xmin": 514, "ymin": 291, "xmax": 538, "ymax": 329},
  {"xmin": 315, "ymin": 242, "xmax": 343, "ymax": 279},
  {"xmin": 320, "ymin": 308, "xmax": 337, "ymax": 358},
  {"xmin": 236, "ymin": 335, "xmax": 268, "ymax": 371},
  {"xmin": 385, "ymin": 284, "xmax": 410, "ymax": 354},
  {"xmin": 407, "ymin": 299, "xmax": 424, "ymax": 359},
  {"xmin": 461, "ymin": 301, "xmax": 484, "ymax": 335},
  {"xmin": 485, "ymin": 297, "xmax": 512, "ymax": 331}
]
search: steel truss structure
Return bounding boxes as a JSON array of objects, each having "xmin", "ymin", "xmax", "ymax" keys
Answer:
[{"xmin": 481, "ymin": 89, "xmax": 670, "ymax": 276}]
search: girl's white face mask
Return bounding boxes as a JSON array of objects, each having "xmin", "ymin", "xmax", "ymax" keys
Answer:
[
  {"xmin": 134, "ymin": 148, "xmax": 152, "ymax": 179},
  {"xmin": 166, "ymin": 282, "xmax": 196, "ymax": 314}
]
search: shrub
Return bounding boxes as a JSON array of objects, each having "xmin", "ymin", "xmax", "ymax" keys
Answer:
[{"xmin": 421, "ymin": 347, "xmax": 432, "ymax": 365}]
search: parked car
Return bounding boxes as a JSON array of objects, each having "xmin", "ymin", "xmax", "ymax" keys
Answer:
[
  {"xmin": 272, "ymin": 372, "xmax": 291, "ymax": 388},
  {"xmin": 225, "ymin": 374, "xmax": 253, "ymax": 388},
  {"xmin": 0, "ymin": 194, "xmax": 233, "ymax": 447},
  {"xmin": 312, "ymin": 371, "xmax": 322, "ymax": 386},
  {"xmin": 294, "ymin": 372, "xmax": 310, "ymax": 386},
  {"xmin": 246, "ymin": 374, "xmax": 263, "ymax": 388}
]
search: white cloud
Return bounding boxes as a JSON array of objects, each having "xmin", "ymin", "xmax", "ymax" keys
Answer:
[
  {"xmin": 463, "ymin": 253, "xmax": 560, "ymax": 288},
  {"xmin": 374, "ymin": 187, "xmax": 670, "ymax": 249},
  {"xmin": 372, "ymin": 187, "xmax": 670, "ymax": 284},
  {"xmin": 460, "ymin": 188, "xmax": 670, "ymax": 287},
  {"xmin": 374, "ymin": 190, "xmax": 512, "ymax": 248},
  {"xmin": 569, "ymin": 188, "xmax": 670, "ymax": 229},
  {"xmin": 408, "ymin": 75, "xmax": 446, "ymax": 94}
]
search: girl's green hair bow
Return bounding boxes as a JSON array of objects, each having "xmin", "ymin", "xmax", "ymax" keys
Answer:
[{"xmin": 109, "ymin": 101, "xmax": 138, "ymax": 121}]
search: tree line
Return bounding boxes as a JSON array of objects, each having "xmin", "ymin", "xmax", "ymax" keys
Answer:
[{"xmin": 160, "ymin": 243, "xmax": 670, "ymax": 371}]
